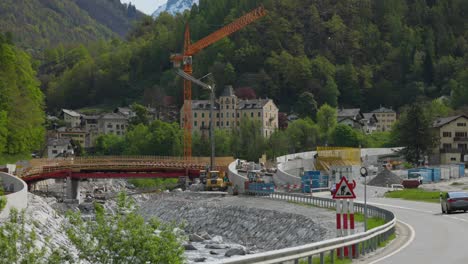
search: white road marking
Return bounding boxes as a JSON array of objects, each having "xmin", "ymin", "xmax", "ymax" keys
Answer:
[
  {"xmin": 367, "ymin": 220, "xmax": 416, "ymax": 264},
  {"xmin": 355, "ymin": 200, "xmax": 436, "ymax": 214},
  {"xmin": 443, "ymin": 215, "xmax": 468, "ymax": 223}
]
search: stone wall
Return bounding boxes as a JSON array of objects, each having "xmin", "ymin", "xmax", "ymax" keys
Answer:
[{"xmin": 0, "ymin": 172, "xmax": 28, "ymax": 219}]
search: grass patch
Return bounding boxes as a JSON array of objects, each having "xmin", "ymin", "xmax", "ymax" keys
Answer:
[
  {"xmin": 354, "ymin": 213, "xmax": 386, "ymax": 229},
  {"xmin": 299, "ymin": 255, "xmax": 352, "ymax": 264},
  {"xmin": 128, "ymin": 178, "xmax": 178, "ymax": 190},
  {"xmin": 450, "ymin": 182, "xmax": 464, "ymax": 186},
  {"xmin": 0, "ymin": 153, "xmax": 31, "ymax": 165},
  {"xmin": 384, "ymin": 189, "xmax": 440, "ymax": 203}
]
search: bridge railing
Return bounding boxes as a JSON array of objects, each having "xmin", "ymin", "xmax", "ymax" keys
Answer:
[
  {"xmin": 20, "ymin": 156, "xmax": 234, "ymax": 178},
  {"xmin": 221, "ymin": 191, "xmax": 395, "ymax": 264}
]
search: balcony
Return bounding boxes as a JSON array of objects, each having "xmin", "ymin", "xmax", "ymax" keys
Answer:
[
  {"xmin": 440, "ymin": 148, "xmax": 468, "ymax": 154},
  {"xmin": 454, "ymin": 137, "xmax": 468, "ymax": 142}
]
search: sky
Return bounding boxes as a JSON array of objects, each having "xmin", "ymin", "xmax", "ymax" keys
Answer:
[{"xmin": 120, "ymin": 0, "xmax": 166, "ymax": 15}]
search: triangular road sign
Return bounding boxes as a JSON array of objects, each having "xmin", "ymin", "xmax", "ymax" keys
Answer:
[{"xmin": 333, "ymin": 177, "xmax": 356, "ymax": 199}]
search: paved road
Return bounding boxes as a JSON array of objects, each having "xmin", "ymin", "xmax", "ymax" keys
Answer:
[{"xmin": 323, "ymin": 184, "xmax": 468, "ymax": 264}]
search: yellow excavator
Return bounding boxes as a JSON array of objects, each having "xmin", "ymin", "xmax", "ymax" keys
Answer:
[{"xmin": 205, "ymin": 170, "xmax": 231, "ymax": 191}]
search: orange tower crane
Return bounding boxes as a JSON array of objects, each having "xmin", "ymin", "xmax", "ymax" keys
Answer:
[{"xmin": 171, "ymin": 6, "xmax": 267, "ymax": 160}]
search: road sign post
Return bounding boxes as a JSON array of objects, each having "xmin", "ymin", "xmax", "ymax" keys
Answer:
[
  {"xmin": 360, "ymin": 167, "xmax": 369, "ymax": 232},
  {"xmin": 333, "ymin": 176, "xmax": 357, "ymax": 258}
]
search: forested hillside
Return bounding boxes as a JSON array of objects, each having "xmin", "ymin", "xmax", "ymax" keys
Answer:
[
  {"xmin": 41, "ymin": 0, "xmax": 467, "ymax": 113},
  {"xmin": 0, "ymin": 0, "xmax": 143, "ymax": 54},
  {"xmin": 0, "ymin": 33, "xmax": 45, "ymax": 155}
]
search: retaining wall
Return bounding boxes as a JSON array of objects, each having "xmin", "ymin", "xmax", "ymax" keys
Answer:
[
  {"xmin": 228, "ymin": 160, "xmax": 248, "ymax": 193},
  {"xmin": 0, "ymin": 172, "xmax": 28, "ymax": 219}
]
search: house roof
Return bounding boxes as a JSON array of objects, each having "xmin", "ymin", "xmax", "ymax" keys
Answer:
[
  {"xmin": 337, "ymin": 108, "xmax": 362, "ymax": 119},
  {"xmin": 433, "ymin": 115, "xmax": 468, "ymax": 128},
  {"xmin": 62, "ymin": 109, "xmax": 81, "ymax": 117},
  {"xmin": 371, "ymin": 106, "xmax": 395, "ymax": 113},
  {"xmin": 338, "ymin": 116, "xmax": 364, "ymax": 126},
  {"xmin": 238, "ymin": 99, "xmax": 271, "ymax": 110},
  {"xmin": 100, "ymin": 113, "xmax": 128, "ymax": 120},
  {"xmin": 47, "ymin": 138, "xmax": 71, "ymax": 147},
  {"xmin": 221, "ymin": 85, "xmax": 235, "ymax": 97},
  {"xmin": 363, "ymin": 113, "xmax": 378, "ymax": 122},
  {"xmin": 191, "ymin": 100, "xmax": 219, "ymax": 110}
]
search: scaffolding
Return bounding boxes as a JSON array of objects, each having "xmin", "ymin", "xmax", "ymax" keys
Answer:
[{"xmin": 316, "ymin": 147, "xmax": 361, "ymax": 171}]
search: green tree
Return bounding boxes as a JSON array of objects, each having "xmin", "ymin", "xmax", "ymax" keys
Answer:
[
  {"xmin": 316, "ymin": 104, "xmax": 337, "ymax": 144},
  {"xmin": 330, "ymin": 124, "xmax": 361, "ymax": 147},
  {"xmin": 65, "ymin": 193, "xmax": 184, "ymax": 264},
  {"xmin": 266, "ymin": 130, "xmax": 289, "ymax": 160},
  {"xmin": 232, "ymin": 118, "xmax": 265, "ymax": 161},
  {"xmin": 285, "ymin": 118, "xmax": 319, "ymax": 153},
  {"xmin": 294, "ymin": 92, "xmax": 318, "ymax": 118},
  {"xmin": 130, "ymin": 103, "xmax": 150, "ymax": 126},
  {"xmin": 94, "ymin": 134, "xmax": 125, "ymax": 155},
  {"xmin": 394, "ymin": 103, "xmax": 438, "ymax": 164}
]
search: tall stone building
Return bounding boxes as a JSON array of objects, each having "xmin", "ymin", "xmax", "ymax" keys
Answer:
[{"xmin": 180, "ymin": 86, "xmax": 279, "ymax": 137}]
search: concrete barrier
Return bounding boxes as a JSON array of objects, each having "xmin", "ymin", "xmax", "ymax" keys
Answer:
[
  {"xmin": 228, "ymin": 160, "xmax": 248, "ymax": 193},
  {"xmin": 0, "ymin": 172, "xmax": 28, "ymax": 219}
]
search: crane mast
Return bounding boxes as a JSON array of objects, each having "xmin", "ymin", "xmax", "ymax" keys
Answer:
[{"xmin": 171, "ymin": 6, "xmax": 267, "ymax": 161}]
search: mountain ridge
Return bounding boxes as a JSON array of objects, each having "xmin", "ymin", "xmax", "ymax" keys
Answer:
[{"xmin": 152, "ymin": 0, "xmax": 199, "ymax": 17}]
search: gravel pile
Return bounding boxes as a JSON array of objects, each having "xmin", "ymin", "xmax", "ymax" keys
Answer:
[
  {"xmin": 137, "ymin": 192, "xmax": 335, "ymax": 251},
  {"xmin": 368, "ymin": 169, "xmax": 402, "ymax": 187}
]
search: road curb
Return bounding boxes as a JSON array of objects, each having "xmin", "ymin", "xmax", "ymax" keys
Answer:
[{"xmin": 355, "ymin": 220, "xmax": 415, "ymax": 263}]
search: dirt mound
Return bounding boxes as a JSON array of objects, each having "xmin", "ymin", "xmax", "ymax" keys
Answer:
[{"xmin": 368, "ymin": 169, "xmax": 402, "ymax": 187}]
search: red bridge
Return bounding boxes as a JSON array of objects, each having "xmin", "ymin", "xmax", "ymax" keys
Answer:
[{"xmin": 19, "ymin": 156, "xmax": 234, "ymax": 184}]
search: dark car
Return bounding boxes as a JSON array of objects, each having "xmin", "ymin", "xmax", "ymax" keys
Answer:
[{"xmin": 440, "ymin": 191, "xmax": 468, "ymax": 214}]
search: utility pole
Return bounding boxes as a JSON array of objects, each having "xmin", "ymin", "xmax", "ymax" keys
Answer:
[{"xmin": 176, "ymin": 69, "xmax": 215, "ymax": 170}]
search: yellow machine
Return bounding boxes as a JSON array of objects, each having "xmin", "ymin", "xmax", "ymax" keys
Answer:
[{"xmin": 205, "ymin": 170, "xmax": 231, "ymax": 191}]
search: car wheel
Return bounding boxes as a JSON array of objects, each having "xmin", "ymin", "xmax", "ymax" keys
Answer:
[{"xmin": 442, "ymin": 206, "xmax": 446, "ymax": 214}]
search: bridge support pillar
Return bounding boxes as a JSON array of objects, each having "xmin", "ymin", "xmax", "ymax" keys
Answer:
[{"xmin": 65, "ymin": 176, "xmax": 81, "ymax": 203}]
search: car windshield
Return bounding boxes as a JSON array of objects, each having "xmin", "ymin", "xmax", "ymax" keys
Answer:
[{"xmin": 449, "ymin": 192, "xmax": 468, "ymax": 198}]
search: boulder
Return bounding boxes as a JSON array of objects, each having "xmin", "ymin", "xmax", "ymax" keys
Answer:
[
  {"xmin": 183, "ymin": 244, "xmax": 197, "ymax": 250},
  {"xmin": 189, "ymin": 234, "xmax": 205, "ymax": 242},
  {"xmin": 194, "ymin": 257, "xmax": 206, "ymax": 262},
  {"xmin": 211, "ymin": 235, "xmax": 223, "ymax": 243},
  {"xmin": 209, "ymin": 250, "xmax": 218, "ymax": 255},
  {"xmin": 225, "ymin": 248, "xmax": 246, "ymax": 257}
]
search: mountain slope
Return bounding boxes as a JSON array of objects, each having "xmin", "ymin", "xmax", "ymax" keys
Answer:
[
  {"xmin": 152, "ymin": 0, "xmax": 199, "ymax": 17},
  {"xmin": 0, "ymin": 0, "xmax": 143, "ymax": 53}
]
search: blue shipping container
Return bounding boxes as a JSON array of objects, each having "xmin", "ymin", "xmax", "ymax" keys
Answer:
[
  {"xmin": 431, "ymin": 168, "xmax": 441, "ymax": 182},
  {"xmin": 459, "ymin": 164, "xmax": 465, "ymax": 177},
  {"xmin": 302, "ymin": 171, "xmax": 328, "ymax": 192}
]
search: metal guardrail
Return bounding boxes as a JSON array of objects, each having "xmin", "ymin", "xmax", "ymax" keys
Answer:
[{"xmin": 222, "ymin": 192, "xmax": 395, "ymax": 264}]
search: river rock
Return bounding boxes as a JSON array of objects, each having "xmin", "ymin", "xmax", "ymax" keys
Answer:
[
  {"xmin": 209, "ymin": 250, "xmax": 218, "ymax": 255},
  {"xmin": 189, "ymin": 234, "xmax": 205, "ymax": 242},
  {"xmin": 184, "ymin": 244, "xmax": 198, "ymax": 250},
  {"xmin": 205, "ymin": 244, "xmax": 229, "ymax": 249},
  {"xmin": 194, "ymin": 257, "xmax": 206, "ymax": 262},
  {"xmin": 225, "ymin": 248, "xmax": 246, "ymax": 257},
  {"xmin": 211, "ymin": 235, "xmax": 223, "ymax": 243}
]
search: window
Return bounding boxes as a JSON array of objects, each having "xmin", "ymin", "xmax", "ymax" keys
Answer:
[
  {"xmin": 443, "ymin": 132, "xmax": 452, "ymax": 137},
  {"xmin": 221, "ymin": 105, "xmax": 223, "ymax": 109},
  {"xmin": 194, "ymin": 113, "xmax": 197, "ymax": 118},
  {"xmin": 107, "ymin": 124, "xmax": 113, "ymax": 128},
  {"xmin": 457, "ymin": 123, "xmax": 467, "ymax": 127},
  {"xmin": 455, "ymin": 132, "xmax": 467, "ymax": 138},
  {"xmin": 216, "ymin": 113, "xmax": 219, "ymax": 118},
  {"xmin": 221, "ymin": 113, "xmax": 223, "ymax": 118},
  {"xmin": 202, "ymin": 121, "xmax": 205, "ymax": 127},
  {"xmin": 258, "ymin": 112, "xmax": 261, "ymax": 117},
  {"xmin": 194, "ymin": 121, "xmax": 197, "ymax": 127},
  {"xmin": 237, "ymin": 113, "xmax": 239, "ymax": 118},
  {"xmin": 202, "ymin": 113, "xmax": 205, "ymax": 118},
  {"xmin": 116, "ymin": 124, "xmax": 120, "ymax": 129},
  {"xmin": 117, "ymin": 131, "xmax": 120, "ymax": 135},
  {"xmin": 237, "ymin": 121, "xmax": 240, "ymax": 126},
  {"xmin": 458, "ymin": 144, "xmax": 467, "ymax": 150},
  {"xmin": 226, "ymin": 121, "xmax": 229, "ymax": 126},
  {"xmin": 221, "ymin": 121, "xmax": 223, "ymax": 126},
  {"xmin": 451, "ymin": 157, "xmax": 457, "ymax": 161},
  {"xmin": 232, "ymin": 113, "xmax": 235, "ymax": 118},
  {"xmin": 52, "ymin": 150, "xmax": 58, "ymax": 154},
  {"xmin": 216, "ymin": 121, "xmax": 219, "ymax": 126},
  {"xmin": 443, "ymin": 143, "xmax": 452, "ymax": 149},
  {"xmin": 244, "ymin": 113, "xmax": 246, "ymax": 117},
  {"xmin": 251, "ymin": 112, "xmax": 254, "ymax": 118}
]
